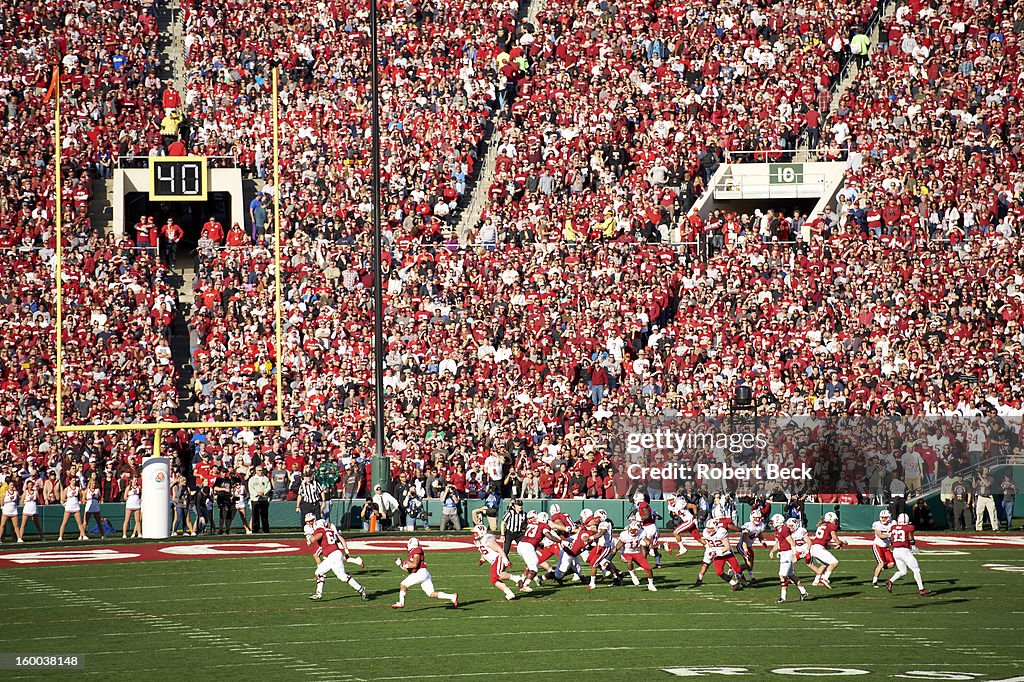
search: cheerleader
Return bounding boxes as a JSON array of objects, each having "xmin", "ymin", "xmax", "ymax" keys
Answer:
[
  {"xmin": 1, "ymin": 480, "xmax": 23, "ymax": 543},
  {"xmin": 233, "ymin": 479, "xmax": 252, "ymax": 535},
  {"xmin": 19, "ymin": 479, "xmax": 44, "ymax": 541},
  {"xmin": 122, "ymin": 476, "xmax": 142, "ymax": 538},
  {"xmin": 83, "ymin": 478, "xmax": 106, "ymax": 540},
  {"xmin": 58, "ymin": 478, "xmax": 88, "ymax": 541}
]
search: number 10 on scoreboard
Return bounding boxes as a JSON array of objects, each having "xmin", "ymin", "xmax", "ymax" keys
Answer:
[{"xmin": 148, "ymin": 157, "xmax": 209, "ymax": 201}]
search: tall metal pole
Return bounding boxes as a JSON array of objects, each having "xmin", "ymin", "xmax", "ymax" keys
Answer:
[{"xmin": 369, "ymin": 0, "xmax": 389, "ymax": 492}]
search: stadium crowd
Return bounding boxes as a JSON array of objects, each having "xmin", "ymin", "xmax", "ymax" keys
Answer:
[{"xmin": 2, "ymin": 0, "xmax": 1024, "ymax": 538}]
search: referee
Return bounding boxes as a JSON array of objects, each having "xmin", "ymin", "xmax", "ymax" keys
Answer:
[
  {"xmin": 296, "ymin": 469, "xmax": 325, "ymax": 528},
  {"xmin": 502, "ymin": 499, "xmax": 527, "ymax": 556}
]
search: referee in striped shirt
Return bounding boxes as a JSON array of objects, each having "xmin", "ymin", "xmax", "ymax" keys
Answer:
[
  {"xmin": 296, "ymin": 469, "xmax": 325, "ymax": 527},
  {"xmin": 502, "ymin": 499, "xmax": 527, "ymax": 555}
]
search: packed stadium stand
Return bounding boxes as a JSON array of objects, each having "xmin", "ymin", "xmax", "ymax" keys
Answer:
[{"xmin": 1, "ymin": 0, "xmax": 1022, "ymax": 514}]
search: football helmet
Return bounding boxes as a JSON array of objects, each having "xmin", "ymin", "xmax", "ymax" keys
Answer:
[
  {"xmin": 313, "ymin": 519, "xmax": 326, "ymax": 530},
  {"xmin": 472, "ymin": 524, "xmax": 487, "ymax": 539},
  {"xmin": 627, "ymin": 521, "xmax": 642, "ymax": 534},
  {"xmin": 705, "ymin": 517, "xmax": 719, "ymax": 532},
  {"xmin": 304, "ymin": 512, "xmax": 317, "ymax": 524},
  {"xmin": 879, "ymin": 509, "xmax": 891, "ymax": 522},
  {"xmin": 595, "ymin": 509, "xmax": 608, "ymax": 522},
  {"xmin": 823, "ymin": 511, "xmax": 839, "ymax": 524},
  {"xmin": 526, "ymin": 510, "xmax": 538, "ymax": 523},
  {"xmin": 580, "ymin": 508, "xmax": 594, "ymax": 523},
  {"xmin": 750, "ymin": 510, "xmax": 763, "ymax": 523},
  {"xmin": 407, "ymin": 537, "xmax": 420, "ymax": 551},
  {"xmin": 665, "ymin": 492, "xmax": 677, "ymax": 503},
  {"xmin": 536, "ymin": 512, "xmax": 549, "ymax": 523},
  {"xmin": 897, "ymin": 513, "xmax": 910, "ymax": 525},
  {"xmin": 785, "ymin": 518, "xmax": 800, "ymax": 530},
  {"xmin": 770, "ymin": 513, "xmax": 786, "ymax": 529},
  {"xmin": 633, "ymin": 492, "xmax": 646, "ymax": 505},
  {"xmin": 549, "ymin": 503, "xmax": 561, "ymax": 515}
]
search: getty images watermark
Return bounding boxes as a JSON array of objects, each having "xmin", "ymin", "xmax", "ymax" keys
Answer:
[{"xmin": 622, "ymin": 427, "xmax": 813, "ymax": 484}]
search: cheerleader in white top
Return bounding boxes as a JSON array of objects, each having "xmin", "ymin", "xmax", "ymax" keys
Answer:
[
  {"xmin": 1, "ymin": 482, "xmax": 23, "ymax": 543},
  {"xmin": 59, "ymin": 480, "xmax": 88, "ymax": 541},
  {"xmin": 83, "ymin": 479, "xmax": 106, "ymax": 539},
  {"xmin": 123, "ymin": 476, "xmax": 142, "ymax": 539},
  {"xmin": 19, "ymin": 479, "xmax": 44, "ymax": 541},
  {"xmin": 233, "ymin": 480, "xmax": 252, "ymax": 535}
]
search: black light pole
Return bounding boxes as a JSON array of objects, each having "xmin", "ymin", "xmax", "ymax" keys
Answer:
[{"xmin": 369, "ymin": 0, "xmax": 389, "ymax": 493}]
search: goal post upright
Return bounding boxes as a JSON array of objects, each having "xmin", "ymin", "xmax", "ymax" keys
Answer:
[
  {"xmin": 273, "ymin": 67, "xmax": 284, "ymax": 424},
  {"xmin": 54, "ymin": 65, "xmax": 64, "ymax": 432}
]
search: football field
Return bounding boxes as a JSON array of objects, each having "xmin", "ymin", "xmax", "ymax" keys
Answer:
[{"xmin": 1, "ymin": 537, "xmax": 1023, "ymax": 681}]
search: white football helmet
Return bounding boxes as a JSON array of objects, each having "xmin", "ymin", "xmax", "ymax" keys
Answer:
[
  {"xmin": 304, "ymin": 512, "xmax": 317, "ymax": 524},
  {"xmin": 823, "ymin": 511, "xmax": 839, "ymax": 524},
  {"xmin": 770, "ymin": 513, "xmax": 786, "ymax": 529},
  {"xmin": 536, "ymin": 512, "xmax": 550, "ymax": 523},
  {"xmin": 526, "ymin": 510, "xmax": 538, "ymax": 523},
  {"xmin": 472, "ymin": 524, "xmax": 487, "ymax": 539},
  {"xmin": 549, "ymin": 503, "xmax": 561, "ymax": 515},
  {"xmin": 897, "ymin": 513, "xmax": 910, "ymax": 525},
  {"xmin": 580, "ymin": 508, "xmax": 594, "ymax": 523},
  {"xmin": 750, "ymin": 510, "xmax": 763, "ymax": 523},
  {"xmin": 313, "ymin": 519, "xmax": 326, "ymax": 530},
  {"xmin": 627, "ymin": 521, "xmax": 642, "ymax": 534},
  {"xmin": 705, "ymin": 517, "xmax": 719, "ymax": 532},
  {"xmin": 407, "ymin": 537, "xmax": 420, "ymax": 551},
  {"xmin": 665, "ymin": 492, "xmax": 676, "ymax": 503},
  {"xmin": 595, "ymin": 509, "xmax": 608, "ymax": 522},
  {"xmin": 879, "ymin": 510, "xmax": 892, "ymax": 522},
  {"xmin": 633, "ymin": 492, "xmax": 646, "ymax": 505},
  {"xmin": 785, "ymin": 518, "xmax": 800, "ymax": 530}
]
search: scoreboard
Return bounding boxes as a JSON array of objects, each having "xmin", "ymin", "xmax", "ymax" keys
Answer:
[{"xmin": 148, "ymin": 156, "xmax": 208, "ymax": 201}]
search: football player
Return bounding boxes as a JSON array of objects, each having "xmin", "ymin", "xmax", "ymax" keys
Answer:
[
  {"xmin": 472, "ymin": 525, "xmax": 523, "ymax": 600},
  {"xmin": 539, "ymin": 504, "xmax": 576, "ymax": 569},
  {"xmin": 632, "ymin": 492, "xmax": 663, "ymax": 568},
  {"xmin": 871, "ymin": 509, "xmax": 896, "ymax": 588},
  {"xmin": 701, "ymin": 517, "xmax": 746, "ymax": 590},
  {"xmin": 885, "ymin": 513, "xmax": 931, "ymax": 595},
  {"xmin": 307, "ymin": 518, "xmax": 368, "ymax": 601},
  {"xmin": 393, "ymin": 538, "xmax": 458, "ymax": 609},
  {"xmin": 613, "ymin": 521, "xmax": 657, "ymax": 591},
  {"xmin": 549, "ymin": 509, "xmax": 597, "ymax": 584},
  {"xmin": 808, "ymin": 511, "xmax": 845, "ymax": 588},
  {"xmin": 666, "ymin": 492, "xmax": 699, "ymax": 556},
  {"xmin": 736, "ymin": 510, "xmax": 767, "ymax": 583},
  {"xmin": 586, "ymin": 509, "xmax": 624, "ymax": 589},
  {"xmin": 517, "ymin": 510, "xmax": 561, "ymax": 589},
  {"xmin": 768, "ymin": 514, "xmax": 808, "ymax": 603}
]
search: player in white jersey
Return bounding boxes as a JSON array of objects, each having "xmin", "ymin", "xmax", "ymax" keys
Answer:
[
  {"xmin": 666, "ymin": 493, "xmax": 699, "ymax": 556},
  {"xmin": 769, "ymin": 515, "xmax": 809, "ymax": 602},
  {"xmin": 586, "ymin": 510, "xmax": 624, "ymax": 588},
  {"xmin": 700, "ymin": 517, "xmax": 746, "ymax": 590},
  {"xmin": 736, "ymin": 511, "xmax": 768, "ymax": 583},
  {"xmin": 613, "ymin": 521, "xmax": 656, "ymax": 591},
  {"xmin": 472, "ymin": 525, "xmax": 523, "ymax": 600},
  {"xmin": 871, "ymin": 509, "xmax": 896, "ymax": 587}
]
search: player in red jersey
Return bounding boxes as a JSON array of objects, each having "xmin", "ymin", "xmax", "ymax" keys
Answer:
[
  {"xmin": 517, "ymin": 510, "xmax": 561, "ymax": 589},
  {"xmin": 885, "ymin": 514, "xmax": 931, "ymax": 595},
  {"xmin": 666, "ymin": 493, "xmax": 700, "ymax": 556},
  {"xmin": 871, "ymin": 509, "xmax": 896, "ymax": 588},
  {"xmin": 550, "ymin": 509, "xmax": 596, "ymax": 584},
  {"xmin": 393, "ymin": 538, "xmax": 458, "ymax": 609},
  {"xmin": 614, "ymin": 521, "xmax": 656, "ymax": 591},
  {"xmin": 769, "ymin": 515, "xmax": 808, "ymax": 603},
  {"xmin": 304, "ymin": 513, "xmax": 365, "ymax": 569},
  {"xmin": 539, "ymin": 503, "xmax": 576, "ymax": 567},
  {"xmin": 632, "ymin": 492, "xmax": 663, "ymax": 568},
  {"xmin": 472, "ymin": 525, "xmax": 524, "ymax": 600},
  {"xmin": 308, "ymin": 518, "xmax": 368, "ymax": 601},
  {"xmin": 808, "ymin": 511, "xmax": 846, "ymax": 588}
]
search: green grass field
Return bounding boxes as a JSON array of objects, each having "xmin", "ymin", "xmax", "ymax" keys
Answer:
[{"xmin": 1, "ymin": 542, "xmax": 1023, "ymax": 681}]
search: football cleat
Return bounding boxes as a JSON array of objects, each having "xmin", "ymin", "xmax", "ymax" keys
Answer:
[
  {"xmin": 631, "ymin": 576, "xmax": 641, "ymax": 587},
  {"xmin": 799, "ymin": 592, "xmax": 808, "ymax": 601},
  {"xmin": 505, "ymin": 592, "xmax": 517, "ymax": 601},
  {"xmin": 647, "ymin": 584, "xmax": 657, "ymax": 592},
  {"xmin": 811, "ymin": 577, "xmax": 821, "ymax": 586},
  {"xmin": 776, "ymin": 598, "xmax": 786, "ymax": 603},
  {"xmin": 919, "ymin": 589, "xmax": 932, "ymax": 596},
  {"xmin": 692, "ymin": 578, "xmax": 703, "ymax": 587},
  {"xmin": 886, "ymin": 580, "xmax": 893, "ymax": 593},
  {"xmin": 309, "ymin": 593, "xmax": 322, "ymax": 601},
  {"xmin": 519, "ymin": 584, "xmax": 533, "ymax": 593},
  {"xmin": 359, "ymin": 588, "xmax": 369, "ymax": 601},
  {"xmin": 820, "ymin": 578, "xmax": 831, "ymax": 589},
  {"xmin": 391, "ymin": 603, "xmax": 404, "ymax": 609},
  {"xmin": 451, "ymin": 593, "xmax": 459, "ymax": 607},
  {"xmin": 872, "ymin": 582, "xmax": 880, "ymax": 588}
]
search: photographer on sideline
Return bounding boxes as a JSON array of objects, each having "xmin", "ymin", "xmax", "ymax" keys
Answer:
[
  {"xmin": 472, "ymin": 484, "xmax": 502, "ymax": 531},
  {"xmin": 440, "ymin": 484, "xmax": 462, "ymax": 531},
  {"xmin": 371, "ymin": 484, "xmax": 400, "ymax": 530}
]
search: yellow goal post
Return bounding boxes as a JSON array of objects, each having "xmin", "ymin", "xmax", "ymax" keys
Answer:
[{"xmin": 53, "ymin": 68, "xmax": 287, "ymax": 456}]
